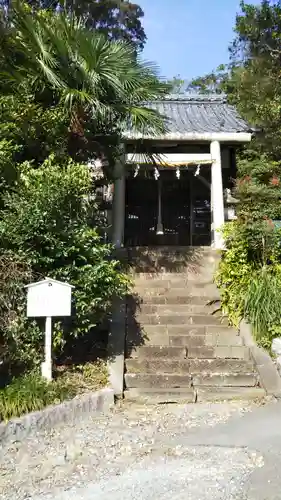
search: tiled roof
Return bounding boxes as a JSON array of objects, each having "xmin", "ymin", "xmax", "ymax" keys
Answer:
[
  {"xmin": 149, "ymin": 95, "xmax": 250, "ymax": 134},
  {"xmin": 126, "ymin": 95, "xmax": 252, "ymax": 139}
]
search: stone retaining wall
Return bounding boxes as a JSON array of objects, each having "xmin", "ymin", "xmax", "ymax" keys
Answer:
[{"xmin": 0, "ymin": 387, "xmax": 114, "ymax": 445}]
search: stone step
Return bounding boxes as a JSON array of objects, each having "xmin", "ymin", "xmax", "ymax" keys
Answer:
[
  {"xmin": 205, "ymin": 330, "xmax": 243, "ymax": 345},
  {"xmin": 140, "ymin": 295, "xmax": 220, "ymax": 305},
  {"xmin": 133, "ymin": 278, "xmax": 215, "ymax": 288},
  {"xmin": 128, "ymin": 246, "xmax": 220, "ymax": 254},
  {"xmin": 134, "ymin": 274, "xmax": 215, "ymax": 283},
  {"xmin": 135, "ymin": 285, "xmax": 219, "ymax": 298},
  {"xmin": 191, "ymin": 358, "xmax": 254, "ymax": 373},
  {"xmin": 169, "ymin": 333, "xmax": 243, "ymax": 347},
  {"xmin": 169, "ymin": 335, "xmax": 205, "ymax": 348},
  {"xmin": 130, "ymin": 344, "xmax": 251, "ymax": 360},
  {"xmin": 136, "ymin": 313, "xmax": 228, "ymax": 326},
  {"xmin": 126, "ymin": 332, "xmax": 170, "ymax": 348},
  {"xmin": 187, "ymin": 345, "xmax": 251, "ymax": 360},
  {"xmin": 127, "ymin": 327, "xmax": 235, "ymax": 347},
  {"xmin": 127, "ymin": 247, "xmax": 220, "ymax": 262},
  {"xmin": 205, "ymin": 326, "xmax": 239, "ymax": 335},
  {"xmin": 130, "ymin": 345, "xmax": 187, "ymax": 359},
  {"xmin": 127, "ymin": 331, "xmax": 242, "ymax": 349},
  {"xmin": 131, "ymin": 274, "xmax": 214, "ymax": 284},
  {"xmin": 126, "ymin": 358, "xmax": 191, "ymax": 374},
  {"xmin": 125, "ymin": 373, "xmax": 192, "ymax": 389},
  {"xmin": 124, "ymin": 387, "xmax": 196, "ymax": 404},
  {"xmin": 133, "ymin": 324, "xmax": 237, "ymax": 337},
  {"xmin": 134, "ymin": 303, "xmax": 219, "ymax": 315},
  {"xmin": 129, "ymin": 325, "xmax": 205, "ymax": 336},
  {"xmin": 126, "ymin": 324, "xmax": 168, "ymax": 341},
  {"xmin": 127, "ymin": 247, "xmax": 220, "ymax": 274},
  {"xmin": 126, "ymin": 325, "xmax": 170, "ymax": 349},
  {"xmin": 125, "ymin": 358, "xmax": 254, "ymax": 374},
  {"xmin": 196, "ymin": 387, "xmax": 265, "ymax": 402},
  {"xmin": 193, "ymin": 373, "xmax": 257, "ymax": 387}
]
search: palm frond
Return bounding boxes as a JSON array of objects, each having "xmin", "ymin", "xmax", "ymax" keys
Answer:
[
  {"xmin": 125, "ymin": 106, "xmax": 168, "ymax": 137},
  {"xmin": 5, "ymin": 1, "xmax": 169, "ymax": 138},
  {"xmin": 37, "ymin": 59, "xmax": 66, "ymax": 90}
]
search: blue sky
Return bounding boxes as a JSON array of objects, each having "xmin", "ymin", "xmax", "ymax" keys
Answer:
[{"xmin": 138, "ymin": 0, "xmax": 261, "ymax": 80}]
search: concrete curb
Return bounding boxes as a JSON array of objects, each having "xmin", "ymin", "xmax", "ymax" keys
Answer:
[
  {"xmin": 240, "ymin": 320, "xmax": 281, "ymax": 398},
  {"xmin": 0, "ymin": 387, "xmax": 114, "ymax": 445}
]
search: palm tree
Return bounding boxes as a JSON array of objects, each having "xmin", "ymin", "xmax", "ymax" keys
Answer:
[{"xmin": 5, "ymin": 1, "xmax": 168, "ymax": 152}]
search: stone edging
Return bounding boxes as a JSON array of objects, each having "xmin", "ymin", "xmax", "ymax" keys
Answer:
[
  {"xmin": 240, "ymin": 320, "xmax": 281, "ymax": 398},
  {"xmin": 0, "ymin": 387, "xmax": 114, "ymax": 445}
]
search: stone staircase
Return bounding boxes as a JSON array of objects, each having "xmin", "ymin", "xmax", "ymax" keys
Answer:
[{"xmin": 124, "ymin": 247, "xmax": 264, "ymax": 403}]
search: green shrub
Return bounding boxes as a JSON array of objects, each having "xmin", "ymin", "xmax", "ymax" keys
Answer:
[
  {"xmin": 55, "ymin": 360, "xmax": 108, "ymax": 394},
  {"xmin": 215, "ymin": 221, "xmax": 255, "ymax": 326},
  {"xmin": 216, "ymin": 220, "xmax": 281, "ymax": 347},
  {"xmin": 0, "ymin": 372, "xmax": 76, "ymax": 422},
  {"xmin": 236, "ymin": 155, "xmax": 281, "ymax": 222},
  {"xmin": 0, "ymin": 156, "xmax": 130, "ymax": 369},
  {"xmin": 0, "ymin": 253, "xmax": 42, "ymax": 372},
  {"xmin": 0, "ymin": 95, "xmax": 68, "ymax": 169},
  {"xmin": 244, "ymin": 268, "xmax": 281, "ymax": 341}
]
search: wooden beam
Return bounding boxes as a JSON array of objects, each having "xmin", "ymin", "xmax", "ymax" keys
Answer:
[
  {"xmin": 126, "ymin": 153, "xmax": 212, "ymax": 166},
  {"xmin": 125, "ymin": 132, "xmax": 252, "ymax": 143}
]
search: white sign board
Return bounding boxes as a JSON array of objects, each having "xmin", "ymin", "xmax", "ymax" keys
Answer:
[{"xmin": 25, "ymin": 278, "xmax": 74, "ymax": 317}]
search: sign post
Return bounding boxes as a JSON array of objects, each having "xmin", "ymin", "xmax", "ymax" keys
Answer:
[
  {"xmin": 41, "ymin": 316, "xmax": 52, "ymax": 381},
  {"xmin": 25, "ymin": 277, "xmax": 74, "ymax": 381}
]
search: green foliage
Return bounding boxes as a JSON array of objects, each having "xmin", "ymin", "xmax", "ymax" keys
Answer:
[
  {"xmin": 1, "ymin": 0, "xmax": 146, "ymax": 51},
  {"xmin": 166, "ymin": 65, "xmax": 231, "ymax": 96},
  {"xmin": 64, "ymin": 0, "xmax": 146, "ymax": 50},
  {"xmin": 0, "ymin": 95, "xmax": 68, "ymax": 166},
  {"xmin": 231, "ymin": 1, "xmax": 281, "ymax": 65},
  {"xmin": 6, "ymin": 3, "xmax": 168, "ymax": 144},
  {"xmin": 228, "ymin": 0, "xmax": 281, "ymax": 158},
  {"xmin": 0, "ymin": 360, "xmax": 108, "ymax": 421},
  {"xmin": 0, "ymin": 138, "xmax": 19, "ymax": 196},
  {"xmin": 186, "ymin": 64, "xmax": 230, "ymax": 95},
  {"xmin": 56, "ymin": 360, "xmax": 108, "ymax": 394},
  {"xmin": 215, "ymin": 221, "xmax": 255, "ymax": 326},
  {"xmin": 216, "ymin": 154, "xmax": 281, "ymax": 342},
  {"xmin": 0, "ymin": 253, "xmax": 41, "ymax": 371},
  {"xmin": 244, "ymin": 269, "xmax": 281, "ymax": 341},
  {"xmin": 0, "ymin": 372, "xmax": 76, "ymax": 421},
  {"xmin": 0, "ymin": 1, "xmax": 165, "ymax": 383},
  {"xmin": 177, "ymin": 2, "xmax": 281, "ymax": 158},
  {"xmin": 216, "ymin": 219, "xmax": 281, "ymax": 346},
  {"xmin": 262, "ymin": 323, "xmax": 281, "ymax": 351},
  {"xmin": 165, "ymin": 75, "xmax": 186, "ymax": 94},
  {"xmin": 0, "ymin": 157, "xmax": 130, "ymax": 368},
  {"xmin": 0, "ymin": 0, "xmax": 157, "ymax": 398},
  {"xmin": 0, "ymin": 2, "xmax": 169, "ymax": 172},
  {"xmin": 235, "ymin": 155, "xmax": 281, "ymax": 221}
]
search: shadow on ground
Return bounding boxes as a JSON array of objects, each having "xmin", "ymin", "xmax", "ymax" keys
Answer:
[{"xmin": 126, "ymin": 246, "xmax": 213, "ymax": 274}]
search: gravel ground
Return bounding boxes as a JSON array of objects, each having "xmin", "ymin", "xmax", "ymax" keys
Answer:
[{"xmin": 0, "ymin": 400, "xmax": 262, "ymax": 499}]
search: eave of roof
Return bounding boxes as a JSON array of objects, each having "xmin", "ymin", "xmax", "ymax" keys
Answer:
[{"xmin": 125, "ymin": 94, "xmax": 253, "ymax": 142}]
